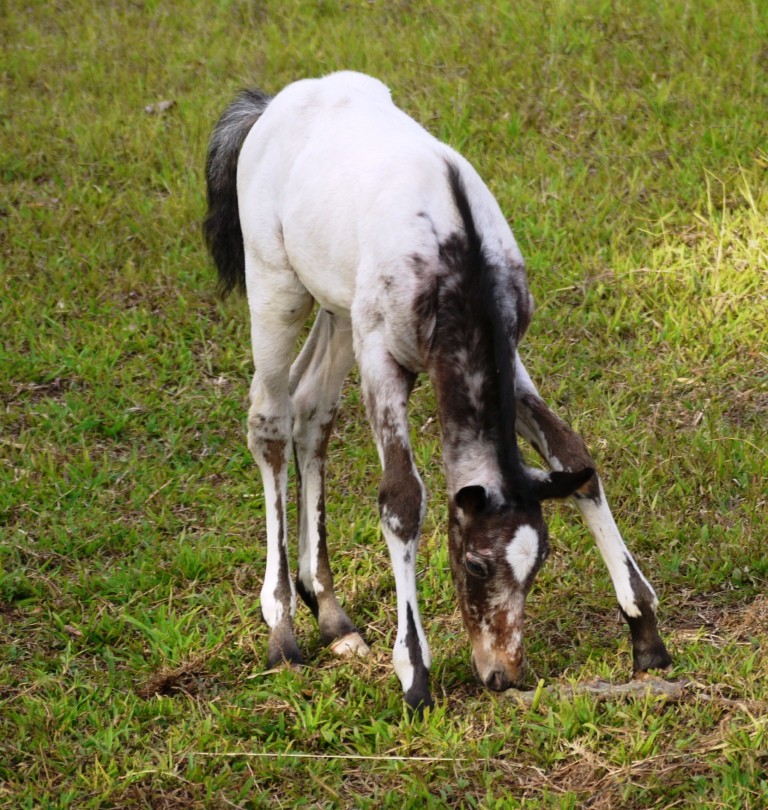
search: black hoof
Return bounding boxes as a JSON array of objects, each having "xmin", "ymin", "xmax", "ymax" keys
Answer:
[
  {"xmin": 266, "ymin": 649, "xmax": 303, "ymax": 669},
  {"xmin": 267, "ymin": 630, "xmax": 304, "ymax": 669},
  {"xmin": 405, "ymin": 680, "xmax": 434, "ymax": 719},
  {"xmin": 405, "ymin": 696, "xmax": 434, "ymax": 720},
  {"xmin": 623, "ymin": 609, "xmax": 672, "ymax": 673},
  {"xmin": 633, "ymin": 640, "xmax": 672, "ymax": 673}
]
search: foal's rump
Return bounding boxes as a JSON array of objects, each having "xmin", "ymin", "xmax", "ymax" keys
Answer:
[{"xmin": 235, "ymin": 72, "xmax": 518, "ymax": 339}]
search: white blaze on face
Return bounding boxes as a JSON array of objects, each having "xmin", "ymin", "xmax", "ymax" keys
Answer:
[{"xmin": 505, "ymin": 524, "xmax": 540, "ymax": 585}]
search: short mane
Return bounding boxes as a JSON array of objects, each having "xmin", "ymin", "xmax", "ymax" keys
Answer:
[{"xmin": 441, "ymin": 163, "xmax": 527, "ymax": 496}]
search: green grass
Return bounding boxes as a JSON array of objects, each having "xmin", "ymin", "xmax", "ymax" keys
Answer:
[{"xmin": 1, "ymin": 0, "xmax": 767, "ymax": 806}]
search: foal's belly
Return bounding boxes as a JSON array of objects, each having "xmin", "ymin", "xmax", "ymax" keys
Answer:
[{"xmin": 293, "ymin": 263, "xmax": 356, "ymax": 318}]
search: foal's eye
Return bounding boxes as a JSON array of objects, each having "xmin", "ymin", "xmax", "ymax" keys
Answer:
[{"xmin": 465, "ymin": 551, "xmax": 492, "ymax": 579}]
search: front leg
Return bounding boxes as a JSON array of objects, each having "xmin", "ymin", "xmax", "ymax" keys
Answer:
[
  {"xmin": 358, "ymin": 335, "xmax": 433, "ymax": 714},
  {"xmin": 379, "ymin": 437, "xmax": 432, "ymax": 714},
  {"xmin": 514, "ymin": 355, "xmax": 671, "ymax": 672}
]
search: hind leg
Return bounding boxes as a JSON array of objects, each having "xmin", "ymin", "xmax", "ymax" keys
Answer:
[
  {"xmin": 514, "ymin": 354, "xmax": 671, "ymax": 672},
  {"xmin": 290, "ymin": 309, "xmax": 370, "ymax": 657},
  {"xmin": 247, "ymin": 275, "xmax": 313, "ymax": 668}
]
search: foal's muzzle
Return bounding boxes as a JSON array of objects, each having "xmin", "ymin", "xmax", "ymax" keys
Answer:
[
  {"xmin": 485, "ymin": 668, "xmax": 513, "ymax": 692},
  {"xmin": 472, "ymin": 652, "xmax": 526, "ymax": 692}
]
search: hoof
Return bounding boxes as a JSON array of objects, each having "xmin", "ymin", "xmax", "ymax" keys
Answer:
[
  {"xmin": 623, "ymin": 608, "xmax": 673, "ymax": 673},
  {"xmin": 266, "ymin": 651, "xmax": 304, "ymax": 670},
  {"xmin": 330, "ymin": 632, "xmax": 371, "ymax": 658},
  {"xmin": 405, "ymin": 691, "xmax": 435, "ymax": 719},
  {"xmin": 404, "ymin": 668, "xmax": 433, "ymax": 718},
  {"xmin": 267, "ymin": 632, "xmax": 304, "ymax": 669},
  {"xmin": 633, "ymin": 642, "xmax": 673, "ymax": 673}
]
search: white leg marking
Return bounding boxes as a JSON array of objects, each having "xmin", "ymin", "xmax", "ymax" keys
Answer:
[
  {"xmin": 259, "ymin": 470, "xmax": 295, "ymax": 627},
  {"xmin": 291, "ymin": 310, "xmax": 356, "ymax": 609},
  {"xmin": 354, "ymin": 322, "xmax": 431, "ymax": 701},
  {"xmin": 296, "ymin": 455, "xmax": 327, "ymax": 596},
  {"xmin": 384, "ymin": 526, "xmax": 431, "ymax": 694},
  {"xmin": 576, "ymin": 481, "xmax": 657, "ymax": 617},
  {"xmin": 246, "ymin": 273, "xmax": 307, "ymax": 636}
]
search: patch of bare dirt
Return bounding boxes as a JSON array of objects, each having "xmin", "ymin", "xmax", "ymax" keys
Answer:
[{"xmin": 719, "ymin": 595, "xmax": 768, "ymax": 640}]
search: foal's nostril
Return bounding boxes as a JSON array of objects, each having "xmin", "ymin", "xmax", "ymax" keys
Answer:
[{"xmin": 485, "ymin": 668, "xmax": 511, "ymax": 692}]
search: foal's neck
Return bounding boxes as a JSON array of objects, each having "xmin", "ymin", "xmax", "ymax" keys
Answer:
[{"xmin": 428, "ymin": 342, "xmax": 506, "ymax": 495}]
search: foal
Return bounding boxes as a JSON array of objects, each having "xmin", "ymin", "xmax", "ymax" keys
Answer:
[{"xmin": 204, "ymin": 72, "xmax": 671, "ymax": 712}]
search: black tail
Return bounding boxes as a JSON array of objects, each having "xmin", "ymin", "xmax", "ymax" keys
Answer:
[{"xmin": 203, "ymin": 88, "xmax": 272, "ymax": 297}]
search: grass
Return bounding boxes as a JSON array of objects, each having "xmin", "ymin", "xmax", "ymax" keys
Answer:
[{"xmin": 1, "ymin": 0, "xmax": 767, "ymax": 806}]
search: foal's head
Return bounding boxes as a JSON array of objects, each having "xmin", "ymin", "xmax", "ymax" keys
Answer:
[{"xmin": 448, "ymin": 468, "xmax": 593, "ymax": 692}]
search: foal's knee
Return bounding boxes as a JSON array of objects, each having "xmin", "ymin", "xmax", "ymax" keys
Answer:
[
  {"xmin": 541, "ymin": 414, "xmax": 601, "ymax": 501},
  {"xmin": 561, "ymin": 433, "xmax": 601, "ymax": 500}
]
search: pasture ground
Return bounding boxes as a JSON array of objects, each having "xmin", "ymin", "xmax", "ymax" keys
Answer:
[{"xmin": 1, "ymin": 1, "xmax": 766, "ymax": 807}]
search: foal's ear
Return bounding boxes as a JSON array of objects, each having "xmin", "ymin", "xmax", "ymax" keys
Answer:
[
  {"xmin": 527, "ymin": 467, "xmax": 595, "ymax": 501},
  {"xmin": 454, "ymin": 485, "xmax": 489, "ymax": 516}
]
